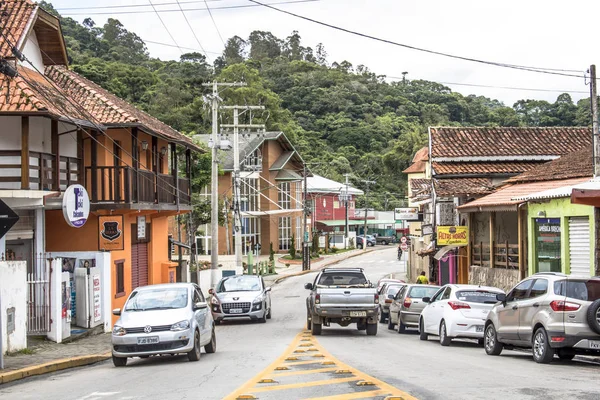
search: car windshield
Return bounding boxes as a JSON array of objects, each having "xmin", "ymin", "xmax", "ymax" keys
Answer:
[
  {"xmin": 125, "ymin": 287, "xmax": 188, "ymax": 311},
  {"xmin": 455, "ymin": 290, "xmax": 501, "ymax": 304},
  {"xmin": 408, "ymin": 286, "xmax": 440, "ymax": 298},
  {"xmin": 317, "ymin": 272, "xmax": 368, "ymax": 287},
  {"xmin": 217, "ymin": 276, "xmax": 262, "ymax": 292},
  {"xmin": 386, "ymin": 285, "xmax": 403, "ymax": 297},
  {"xmin": 554, "ymin": 279, "xmax": 600, "ymax": 301}
]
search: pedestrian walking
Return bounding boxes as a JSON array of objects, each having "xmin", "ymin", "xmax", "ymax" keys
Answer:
[
  {"xmin": 397, "ymin": 243, "xmax": 403, "ymax": 260},
  {"xmin": 416, "ymin": 271, "xmax": 428, "ymax": 284}
]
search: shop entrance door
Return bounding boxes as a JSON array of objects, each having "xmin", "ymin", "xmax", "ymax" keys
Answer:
[{"xmin": 131, "ymin": 243, "xmax": 148, "ymax": 290}]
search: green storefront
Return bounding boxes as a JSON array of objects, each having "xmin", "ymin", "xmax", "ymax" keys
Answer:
[{"xmin": 527, "ymin": 198, "xmax": 594, "ymax": 277}]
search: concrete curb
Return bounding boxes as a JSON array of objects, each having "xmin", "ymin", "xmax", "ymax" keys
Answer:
[
  {"xmin": 0, "ymin": 352, "xmax": 111, "ymax": 385},
  {"xmin": 272, "ymin": 249, "xmax": 377, "ymax": 285}
]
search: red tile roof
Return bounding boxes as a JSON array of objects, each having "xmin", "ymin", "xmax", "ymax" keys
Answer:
[
  {"xmin": 46, "ymin": 66, "xmax": 199, "ymax": 150},
  {"xmin": 457, "ymin": 177, "xmax": 590, "ymax": 212},
  {"xmin": 432, "ymin": 162, "xmax": 541, "ymax": 175},
  {"xmin": 403, "ymin": 147, "xmax": 429, "ymax": 174},
  {"xmin": 504, "ymin": 146, "xmax": 593, "ymax": 184},
  {"xmin": 0, "ymin": 0, "xmax": 36, "ymax": 59},
  {"xmin": 430, "ymin": 127, "xmax": 592, "ymax": 159},
  {"xmin": 434, "ymin": 178, "xmax": 496, "ymax": 196}
]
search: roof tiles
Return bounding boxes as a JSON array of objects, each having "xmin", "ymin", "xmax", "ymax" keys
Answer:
[
  {"xmin": 0, "ymin": 0, "xmax": 36, "ymax": 59},
  {"xmin": 434, "ymin": 178, "xmax": 496, "ymax": 196},
  {"xmin": 432, "ymin": 162, "xmax": 542, "ymax": 175}
]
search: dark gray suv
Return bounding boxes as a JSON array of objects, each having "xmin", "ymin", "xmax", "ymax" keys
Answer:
[{"xmin": 484, "ymin": 272, "xmax": 600, "ymax": 363}]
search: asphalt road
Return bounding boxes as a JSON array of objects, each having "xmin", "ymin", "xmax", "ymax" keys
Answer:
[{"xmin": 1, "ymin": 248, "xmax": 600, "ymax": 400}]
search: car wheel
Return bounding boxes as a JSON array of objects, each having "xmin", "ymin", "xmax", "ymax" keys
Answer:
[
  {"xmin": 419, "ymin": 319, "xmax": 428, "ymax": 341},
  {"xmin": 557, "ymin": 349, "xmax": 575, "ymax": 360},
  {"xmin": 214, "ymin": 320, "xmax": 221, "ymax": 326},
  {"xmin": 379, "ymin": 309, "xmax": 387, "ymax": 323},
  {"xmin": 586, "ymin": 299, "xmax": 600, "ymax": 334},
  {"xmin": 204, "ymin": 328, "xmax": 217, "ymax": 354},
  {"xmin": 439, "ymin": 320, "xmax": 451, "ymax": 346},
  {"xmin": 258, "ymin": 310, "xmax": 267, "ymax": 323},
  {"xmin": 112, "ymin": 355, "xmax": 127, "ymax": 367},
  {"xmin": 311, "ymin": 321, "xmax": 322, "ymax": 335},
  {"xmin": 266, "ymin": 306, "xmax": 272, "ymax": 319},
  {"xmin": 187, "ymin": 330, "xmax": 201, "ymax": 362},
  {"xmin": 532, "ymin": 327, "xmax": 554, "ymax": 364},
  {"xmin": 397, "ymin": 314, "xmax": 406, "ymax": 334},
  {"xmin": 382, "ymin": 240, "xmax": 388, "ymax": 245},
  {"xmin": 357, "ymin": 244, "xmax": 363, "ymax": 249},
  {"xmin": 368, "ymin": 242, "xmax": 373, "ymax": 247},
  {"xmin": 366, "ymin": 323, "xmax": 378, "ymax": 336},
  {"xmin": 306, "ymin": 311, "xmax": 312, "ymax": 330},
  {"xmin": 484, "ymin": 324, "xmax": 503, "ymax": 356}
]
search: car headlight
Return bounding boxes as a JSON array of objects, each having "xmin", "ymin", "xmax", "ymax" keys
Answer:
[
  {"xmin": 211, "ymin": 296, "xmax": 220, "ymax": 305},
  {"xmin": 253, "ymin": 295, "xmax": 265, "ymax": 304},
  {"xmin": 171, "ymin": 320, "xmax": 190, "ymax": 331},
  {"xmin": 112, "ymin": 325, "xmax": 126, "ymax": 336}
]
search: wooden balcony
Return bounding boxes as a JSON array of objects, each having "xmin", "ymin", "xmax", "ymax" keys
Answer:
[
  {"xmin": 0, "ymin": 150, "xmax": 80, "ymax": 191},
  {"xmin": 85, "ymin": 166, "xmax": 191, "ymax": 208},
  {"xmin": 471, "ymin": 241, "xmax": 519, "ymax": 269}
]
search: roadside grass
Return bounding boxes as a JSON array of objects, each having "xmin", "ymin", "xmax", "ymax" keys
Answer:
[{"xmin": 7, "ymin": 348, "xmax": 35, "ymax": 356}]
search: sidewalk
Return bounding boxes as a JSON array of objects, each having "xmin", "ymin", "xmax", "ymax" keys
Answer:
[{"xmin": 0, "ymin": 333, "xmax": 111, "ymax": 384}]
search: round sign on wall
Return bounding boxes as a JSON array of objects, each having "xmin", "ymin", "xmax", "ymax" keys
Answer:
[
  {"xmin": 400, "ymin": 243, "xmax": 409, "ymax": 251},
  {"xmin": 400, "ymin": 236, "xmax": 407, "ymax": 243},
  {"xmin": 62, "ymin": 184, "xmax": 90, "ymax": 228}
]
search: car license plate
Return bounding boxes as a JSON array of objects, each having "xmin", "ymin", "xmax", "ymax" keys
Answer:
[
  {"xmin": 350, "ymin": 311, "xmax": 367, "ymax": 317},
  {"xmin": 137, "ymin": 336, "xmax": 159, "ymax": 345},
  {"xmin": 230, "ymin": 308, "xmax": 243, "ymax": 314},
  {"xmin": 476, "ymin": 325, "xmax": 484, "ymax": 333},
  {"xmin": 589, "ymin": 340, "xmax": 600, "ymax": 349}
]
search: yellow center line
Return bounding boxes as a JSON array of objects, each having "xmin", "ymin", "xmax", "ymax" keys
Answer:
[
  {"xmin": 305, "ymin": 389, "xmax": 390, "ymax": 400},
  {"xmin": 283, "ymin": 359, "xmax": 334, "ymax": 366},
  {"xmin": 250, "ymin": 376, "xmax": 360, "ymax": 393},
  {"xmin": 268, "ymin": 366, "xmax": 340, "ymax": 377}
]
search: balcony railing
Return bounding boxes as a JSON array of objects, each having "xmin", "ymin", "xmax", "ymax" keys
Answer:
[
  {"xmin": 0, "ymin": 150, "xmax": 80, "ymax": 191},
  {"xmin": 471, "ymin": 241, "xmax": 519, "ymax": 269},
  {"xmin": 85, "ymin": 166, "xmax": 191, "ymax": 206}
]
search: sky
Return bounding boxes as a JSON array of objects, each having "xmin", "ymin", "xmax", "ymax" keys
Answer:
[{"xmin": 50, "ymin": 0, "xmax": 600, "ymax": 106}]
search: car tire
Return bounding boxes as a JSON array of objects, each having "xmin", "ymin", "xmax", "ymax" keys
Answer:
[
  {"xmin": 205, "ymin": 328, "xmax": 217, "ymax": 354},
  {"xmin": 112, "ymin": 355, "xmax": 127, "ymax": 367},
  {"xmin": 484, "ymin": 324, "xmax": 503, "ymax": 356},
  {"xmin": 368, "ymin": 242, "xmax": 374, "ymax": 247},
  {"xmin": 387, "ymin": 317, "xmax": 395, "ymax": 330},
  {"xmin": 419, "ymin": 319, "xmax": 428, "ymax": 341},
  {"xmin": 357, "ymin": 244, "xmax": 363, "ymax": 249},
  {"xmin": 397, "ymin": 315, "xmax": 406, "ymax": 334},
  {"xmin": 439, "ymin": 321, "xmax": 451, "ymax": 346},
  {"xmin": 187, "ymin": 330, "xmax": 201, "ymax": 362},
  {"xmin": 266, "ymin": 306, "xmax": 272, "ymax": 319},
  {"xmin": 258, "ymin": 312, "xmax": 267, "ymax": 323},
  {"xmin": 532, "ymin": 327, "xmax": 554, "ymax": 364},
  {"xmin": 366, "ymin": 323, "xmax": 378, "ymax": 336},
  {"xmin": 586, "ymin": 299, "xmax": 600, "ymax": 334},
  {"xmin": 306, "ymin": 311, "xmax": 312, "ymax": 330},
  {"xmin": 382, "ymin": 240, "xmax": 388, "ymax": 245},
  {"xmin": 379, "ymin": 309, "xmax": 387, "ymax": 323},
  {"xmin": 312, "ymin": 322, "xmax": 322, "ymax": 336}
]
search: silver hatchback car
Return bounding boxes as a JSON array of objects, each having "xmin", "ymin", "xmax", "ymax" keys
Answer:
[
  {"xmin": 389, "ymin": 284, "xmax": 441, "ymax": 333},
  {"xmin": 485, "ymin": 272, "xmax": 600, "ymax": 363},
  {"xmin": 210, "ymin": 274, "xmax": 272, "ymax": 323},
  {"xmin": 111, "ymin": 283, "xmax": 216, "ymax": 367}
]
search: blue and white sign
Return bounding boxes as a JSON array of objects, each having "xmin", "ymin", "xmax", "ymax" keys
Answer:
[{"xmin": 62, "ymin": 184, "xmax": 90, "ymax": 228}]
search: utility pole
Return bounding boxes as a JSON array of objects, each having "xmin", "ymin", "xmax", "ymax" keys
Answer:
[
  {"xmin": 221, "ymin": 106, "xmax": 265, "ymax": 271},
  {"xmin": 343, "ymin": 174, "xmax": 351, "ymax": 249},
  {"xmin": 362, "ymin": 180, "xmax": 375, "ymax": 250},
  {"xmin": 202, "ymin": 81, "xmax": 244, "ymax": 288},
  {"xmin": 303, "ymin": 163, "xmax": 310, "ymax": 270},
  {"xmin": 589, "ymin": 65, "xmax": 600, "ymax": 276}
]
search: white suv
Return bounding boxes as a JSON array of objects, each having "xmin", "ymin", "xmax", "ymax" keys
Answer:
[{"xmin": 484, "ymin": 272, "xmax": 600, "ymax": 363}]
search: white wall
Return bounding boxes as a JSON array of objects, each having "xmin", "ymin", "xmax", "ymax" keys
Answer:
[
  {"xmin": 0, "ymin": 261, "xmax": 27, "ymax": 354},
  {"xmin": 20, "ymin": 31, "xmax": 44, "ymax": 73},
  {"xmin": 30, "ymin": 117, "xmax": 52, "ymax": 154},
  {"xmin": 59, "ymin": 122, "xmax": 78, "ymax": 158}
]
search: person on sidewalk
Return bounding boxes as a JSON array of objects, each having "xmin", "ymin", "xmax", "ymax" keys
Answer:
[{"xmin": 416, "ymin": 271, "xmax": 428, "ymax": 284}]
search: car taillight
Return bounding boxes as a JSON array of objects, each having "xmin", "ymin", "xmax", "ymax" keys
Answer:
[
  {"xmin": 374, "ymin": 294, "xmax": 379, "ymax": 304},
  {"xmin": 403, "ymin": 298, "xmax": 412, "ymax": 308},
  {"xmin": 448, "ymin": 301, "xmax": 471, "ymax": 310},
  {"xmin": 315, "ymin": 294, "xmax": 320, "ymax": 304},
  {"xmin": 550, "ymin": 300, "xmax": 580, "ymax": 312}
]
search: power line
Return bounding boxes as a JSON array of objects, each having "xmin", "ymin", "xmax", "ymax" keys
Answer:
[
  {"xmin": 143, "ymin": 39, "xmax": 221, "ymax": 55},
  {"xmin": 57, "ymin": 0, "xmax": 228, "ymax": 11},
  {"xmin": 247, "ymin": 0, "xmax": 587, "ymax": 79},
  {"xmin": 60, "ymin": 0, "xmax": 319, "ymax": 16},
  {"xmin": 203, "ymin": 0, "xmax": 226, "ymax": 47},
  {"xmin": 174, "ymin": 0, "xmax": 212, "ymax": 62},
  {"xmin": 148, "ymin": 0, "xmax": 185, "ymax": 55}
]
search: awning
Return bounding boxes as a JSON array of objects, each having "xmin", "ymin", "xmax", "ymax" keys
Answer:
[{"xmin": 434, "ymin": 246, "xmax": 457, "ymax": 260}]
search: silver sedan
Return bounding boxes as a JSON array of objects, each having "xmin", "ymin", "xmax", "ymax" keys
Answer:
[{"xmin": 209, "ymin": 274, "xmax": 272, "ymax": 324}]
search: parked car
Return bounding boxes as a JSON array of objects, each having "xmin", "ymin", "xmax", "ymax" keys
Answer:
[
  {"xmin": 305, "ymin": 267, "xmax": 379, "ymax": 335},
  {"xmin": 111, "ymin": 283, "xmax": 216, "ymax": 367},
  {"xmin": 356, "ymin": 235, "xmax": 376, "ymax": 249},
  {"xmin": 419, "ymin": 284, "xmax": 504, "ymax": 346},
  {"xmin": 379, "ymin": 283, "xmax": 406, "ymax": 323},
  {"xmin": 388, "ymin": 284, "xmax": 441, "ymax": 333},
  {"xmin": 209, "ymin": 274, "xmax": 272, "ymax": 324},
  {"xmin": 377, "ymin": 278, "xmax": 405, "ymax": 293},
  {"xmin": 375, "ymin": 235, "xmax": 396, "ymax": 245},
  {"xmin": 484, "ymin": 272, "xmax": 600, "ymax": 363}
]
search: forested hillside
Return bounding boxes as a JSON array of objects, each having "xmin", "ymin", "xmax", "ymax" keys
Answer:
[{"xmin": 41, "ymin": 2, "xmax": 593, "ymax": 210}]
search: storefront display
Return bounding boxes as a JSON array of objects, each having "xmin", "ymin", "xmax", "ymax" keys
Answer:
[{"xmin": 535, "ymin": 218, "xmax": 561, "ymax": 272}]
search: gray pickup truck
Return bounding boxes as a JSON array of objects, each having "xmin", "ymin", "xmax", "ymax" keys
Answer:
[{"xmin": 305, "ymin": 268, "xmax": 379, "ymax": 336}]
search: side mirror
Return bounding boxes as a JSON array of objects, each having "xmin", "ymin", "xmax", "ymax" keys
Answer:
[
  {"xmin": 304, "ymin": 283, "xmax": 313, "ymax": 290},
  {"xmin": 422, "ymin": 297, "xmax": 431, "ymax": 303},
  {"xmin": 208, "ymin": 288, "xmax": 214, "ymax": 295},
  {"xmin": 265, "ymin": 287, "xmax": 272, "ymax": 292},
  {"xmin": 112, "ymin": 308, "xmax": 121, "ymax": 316},
  {"xmin": 496, "ymin": 293, "xmax": 507, "ymax": 303},
  {"xmin": 193, "ymin": 302, "xmax": 208, "ymax": 310}
]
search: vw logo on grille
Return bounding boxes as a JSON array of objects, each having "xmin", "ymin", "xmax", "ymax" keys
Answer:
[
  {"xmin": 233, "ymin": 297, "xmax": 239, "ymax": 301},
  {"xmin": 144, "ymin": 325, "xmax": 152, "ymax": 333}
]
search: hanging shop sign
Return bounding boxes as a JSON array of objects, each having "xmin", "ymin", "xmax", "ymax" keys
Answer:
[
  {"xmin": 394, "ymin": 207, "xmax": 420, "ymax": 221},
  {"xmin": 99, "ymin": 215, "xmax": 124, "ymax": 251},
  {"xmin": 137, "ymin": 215, "xmax": 147, "ymax": 240},
  {"xmin": 437, "ymin": 226, "xmax": 469, "ymax": 246},
  {"xmin": 62, "ymin": 184, "xmax": 90, "ymax": 228}
]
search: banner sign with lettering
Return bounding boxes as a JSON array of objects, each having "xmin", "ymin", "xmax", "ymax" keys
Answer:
[{"xmin": 437, "ymin": 226, "xmax": 469, "ymax": 246}]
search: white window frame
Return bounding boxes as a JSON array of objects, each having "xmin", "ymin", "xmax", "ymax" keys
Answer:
[
  {"xmin": 278, "ymin": 182, "xmax": 291, "ymax": 210},
  {"xmin": 296, "ymin": 217, "xmax": 302, "ymax": 251},
  {"xmin": 279, "ymin": 216, "xmax": 292, "ymax": 250}
]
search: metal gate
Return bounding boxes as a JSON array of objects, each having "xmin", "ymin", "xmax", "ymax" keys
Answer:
[
  {"xmin": 569, "ymin": 217, "xmax": 591, "ymax": 277},
  {"xmin": 27, "ymin": 254, "xmax": 52, "ymax": 334},
  {"xmin": 131, "ymin": 243, "xmax": 148, "ymax": 289}
]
